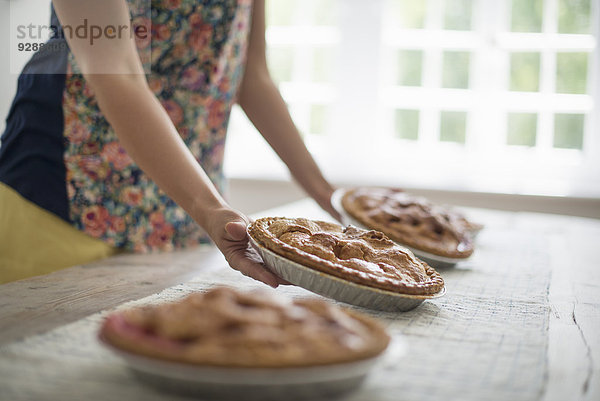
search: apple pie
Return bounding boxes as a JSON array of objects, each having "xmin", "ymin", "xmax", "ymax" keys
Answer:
[{"xmin": 248, "ymin": 217, "xmax": 444, "ymax": 296}]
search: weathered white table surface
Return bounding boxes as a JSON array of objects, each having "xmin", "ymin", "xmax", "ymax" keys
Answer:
[{"xmin": 0, "ymin": 199, "xmax": 598, "ymax": 401}]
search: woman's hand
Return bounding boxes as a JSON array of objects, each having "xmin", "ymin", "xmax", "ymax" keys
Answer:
[
  {"xmin": 206, "ymin": 208, "xmax": 286, "ymax": 288},
  {"xmin": 311, "ymin": 185, "xmax": 342, "ymax": 223}
]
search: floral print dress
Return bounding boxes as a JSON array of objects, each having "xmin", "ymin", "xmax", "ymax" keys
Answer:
[{"xmin": 0, "ymin": 0, "xmax": 253, "ymax": 252}]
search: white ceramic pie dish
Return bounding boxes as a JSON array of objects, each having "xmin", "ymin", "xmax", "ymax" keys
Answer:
[
  {"xmin": 100, "ymin": 333, "xmax": 402, "ymax": 400},
  {"xmin": 248, "ymin": 234, "xmax": 445, "ymax": 312},
  {"xmin": 331, "ymin": 188, "xmax": 473, "ymax": 269}
]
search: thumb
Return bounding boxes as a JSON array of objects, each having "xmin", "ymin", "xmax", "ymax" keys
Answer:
[{"xmin": 225, "ymin": 220, "xmax": 248, "ymax": 241}]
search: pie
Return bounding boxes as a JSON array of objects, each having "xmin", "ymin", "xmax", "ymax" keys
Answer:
[
  {"xmin": 248, "ymin": 217, "xmax": 444, "ymax": 296},
  {"xmin": 341, "ymin": 187, "xmax": 475, "ymax": 258},
  {"xmin": 100, "ymin": 287, "xmax": 390, "ymax": 368}
]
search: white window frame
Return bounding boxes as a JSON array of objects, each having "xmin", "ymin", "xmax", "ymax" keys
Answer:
[{"xmin": 225, "ymin": 0, "xmax": 600, "ymax": 197}]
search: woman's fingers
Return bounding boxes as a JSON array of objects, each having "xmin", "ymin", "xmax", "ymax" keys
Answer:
[
  {"xmin": 223, "ymin": 240, "xmax": 281, "ymax": 288},
  {"xmin": 276, "ymin": 277, "xmax": 293, "ymax": 285},
  {"xmin": 228, "ymin": 249, "xmax": 280, "ymax": 288},
  {"xmin": 320, "ymin": 198, "xmax": 342, "ymax": 223},
  {"xmin": 224, "ymin": 221, "xmax": 248, "ymax": 241},
  {"xmin": 211, "ymin": 208, "xmax": 290, "ymax": 288}
]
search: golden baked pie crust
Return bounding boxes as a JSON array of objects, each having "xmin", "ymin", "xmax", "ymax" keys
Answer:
[
  {"xmin": 248, "ymin": 217, "xmax": 444, "ymax": 296},
  {"xmin": 341, "ymin": 188, "xmax": 474, "ymax": 259},
  {"xmin": 100, "ymin": 287, "xmax": 390, "ymax": 368}
]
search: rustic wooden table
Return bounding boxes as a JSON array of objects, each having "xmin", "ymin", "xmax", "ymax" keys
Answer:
[{"xmin": 0, "ymin": 199, "xmax": 598, "ymax": 401}]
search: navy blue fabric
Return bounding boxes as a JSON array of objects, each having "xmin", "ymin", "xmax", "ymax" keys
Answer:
[{"xmin": 0, "ymin": 8, "xmax": 71, "ymax": 221}]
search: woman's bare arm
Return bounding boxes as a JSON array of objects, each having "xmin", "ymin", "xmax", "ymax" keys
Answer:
[
  {"xmin": 237, "ymin": 0, "xmax": 340, "ymax": 221},
  {"xmin": 52, "ymin": 0, "xmax": 282, "ymax": 287}
]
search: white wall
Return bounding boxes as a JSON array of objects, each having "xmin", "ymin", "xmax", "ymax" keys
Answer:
[
  {"xmin": 0, "ymin": 1, "xmax": 52, "ymax": 134},
  {"xmin": 227, "ymin": 178, "xmax": 600, "ymax": 219},
  {"xmin": 0, "ymin": 0, "xmax": 16, "ymax": 134}
]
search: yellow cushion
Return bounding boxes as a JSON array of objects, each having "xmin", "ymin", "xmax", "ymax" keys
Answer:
[{"xmin": 0, "ymin": 182, "xmax": 118, "ymax": 283}]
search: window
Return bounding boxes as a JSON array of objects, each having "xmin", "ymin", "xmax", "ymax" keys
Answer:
[{"xmin": 225, "ymin": 0, "xmax": 599, "ymax": 197}]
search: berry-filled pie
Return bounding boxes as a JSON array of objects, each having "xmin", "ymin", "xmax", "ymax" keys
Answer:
[{"xmin": 341, "ymin": 187, "xmax": 475, "ymax": 259}]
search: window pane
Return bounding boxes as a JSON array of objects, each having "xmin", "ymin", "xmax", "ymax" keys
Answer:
[
  {"xmin": 440, "ymin": 111, "xmax": 467, "ymax": 144},
  {"xmin": 556, "ymin": 52, "xmax": 589, "ymax": 94},
  {"xmin": 444, "ymin": 0, "xmax": 473, "ymax": 30},
  {"xmin": 312, "ymin": 0, "xmax": 339, "ymax": 26},
  {"xmin": 510, "ymin": 52, "xmax": 540, "ymax": 92},
  {"xmin": 387, "ymin": 0, "xmax": 427, "ymax": 29},
  {"xmin": 395, "ymin": 109, "xmax": 419, "ymax": 140},
  {"xmin": 266, "ymin": 0, "xmax": 296, "ymax": 26},
  {"xmin": 442, "ymin": 51, "xmax": 470, "ymax": 89},
  {"xmin": 507, "ymin": 113, "xmax": 537, "ymax": 146},
  {"xmin": 310, "ymin": 104, "xmax": 329, "ymax": 135},
  {"xmin": 397, "ymin": 50, "xmax": 423, "ymax": 86},
  {"xmin": 267, "ymin": 47, "xmax": 294, "ymax": 83},
  {"xmin": 558, "ymin": 0, "xmax": 591, "ymax": 34},
  {"xmin": 511, "ymin": 0, "xmax": 543, "ymax": 32},
  {"xmin": 312, "ymin": 47, "xmax": 335, "ymax": 83},
  {"xmin": 554, "ymin": 113, "xmax": 585, "ymax": 149}
]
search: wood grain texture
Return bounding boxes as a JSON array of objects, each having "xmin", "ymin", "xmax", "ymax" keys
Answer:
[
  {"xmin": 525, "ymin": 214, "xmax": 600, "ymax": 401},
  {"xmin": 0, "ymin": 198, "xmax": 598, "ymax": 401},
  {"xmin": 0, "ymin": 246, "xmax": 226, "ymax": 345}
]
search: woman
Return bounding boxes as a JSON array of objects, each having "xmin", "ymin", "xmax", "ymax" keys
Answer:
[{"xmin": 0, "ymin": 0, "xmax": 338, "ymax": 285}]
